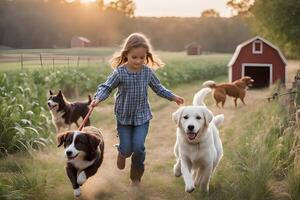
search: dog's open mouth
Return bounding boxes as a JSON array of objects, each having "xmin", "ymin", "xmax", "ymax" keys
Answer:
[
  {"xmin": 67, "ymin": 153, "xmax": 79, "ymax": 161},
  {"xmin": 48, "ymin": 104, "xmax": 57, "ymax": 110},
  {"xmin": 187, "ymin": 132, "xmax": 198, "ymax": 140}
]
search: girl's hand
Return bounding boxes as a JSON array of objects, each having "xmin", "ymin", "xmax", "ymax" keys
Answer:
[
  {"xmin": 173, "ymin": 95, "xmax": 184, "ymax": 105},
  {"xmin": 90, "ymin": 99, "xmax": 100, "ymax": 107}
]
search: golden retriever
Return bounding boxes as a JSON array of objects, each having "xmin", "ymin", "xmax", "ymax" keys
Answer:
[
  {"xmin": 172, "ymin": 88, "xmax": 224, "ymax": 193},
  {"xmin": 203, "ymin": 76, "xmax": 254, "ymax": 108}
]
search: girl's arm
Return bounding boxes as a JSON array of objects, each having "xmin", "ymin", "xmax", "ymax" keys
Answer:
[
  {"xmin": 91, "ymin": 69, "xmax": 120, "ymax": 107},
  {"xmin": 149, "ymin": 70, "xmax": 184, "ymax": 105}
]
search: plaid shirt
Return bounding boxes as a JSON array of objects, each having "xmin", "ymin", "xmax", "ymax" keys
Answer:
[{"xmin": 94, "ymin": 65, "xmax": 175, "ymax": 125}]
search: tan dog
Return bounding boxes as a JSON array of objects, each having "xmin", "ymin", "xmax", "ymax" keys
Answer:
[{"xmin": 203, "ymin": 76, "xmax": 254, "ymax": 108}]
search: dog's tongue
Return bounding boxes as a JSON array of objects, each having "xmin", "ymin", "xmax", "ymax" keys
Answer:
[{"xmin": 188, "ymin": 133, "xmax": 196, "ymax": 140}]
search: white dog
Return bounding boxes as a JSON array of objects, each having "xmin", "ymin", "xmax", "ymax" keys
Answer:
[{"xmin": 172, "ymin": 88, "xmax": 224, "ymax": 193}]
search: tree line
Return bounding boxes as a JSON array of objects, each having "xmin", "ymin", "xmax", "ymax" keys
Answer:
[
  {"xmin": 0, "ymin": 0, "xmax": 252, "ymax": 53},
  {"xmin": 227, "ymin": 0, "xmax": 300, "ymax": 58}
]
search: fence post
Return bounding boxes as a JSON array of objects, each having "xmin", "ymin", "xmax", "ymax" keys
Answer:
[
  {"xmin": 77, "ymin": 56, "xmax": 80, "ymax": 67},
  {"xmin": 20, "ymin": 54, "xmax": 24, "ymax": 70},
  {"xmin": 294, "ymin": 70, "xmax": 300, "ymax": 109},
  {"xmin": 67, "ymin": 56, "xmax": 69, "ymax": 67},
  {"xmin": 40, "ymin": 53, "xmax": 43, "ymax": 68},
  {"xmin": 88, "ymin": 57, "xmax": 90, "ymax": 67},
  {"xmin": 52, "ymin": 57, "xmax": 55, "ymax": 69},
  {"xmin": 288, "ymin": 88, "xmax": 296, "ymax": 116}
]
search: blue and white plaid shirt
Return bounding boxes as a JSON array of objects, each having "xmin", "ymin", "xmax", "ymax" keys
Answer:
[{"xmin": 94, "ymin": 65, "xmax": 175, "ymax": 125}]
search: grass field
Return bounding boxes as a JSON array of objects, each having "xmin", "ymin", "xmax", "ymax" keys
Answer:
[{"xmin": 1, "ymin": 48, "xmax": 300, "ymax": 199}]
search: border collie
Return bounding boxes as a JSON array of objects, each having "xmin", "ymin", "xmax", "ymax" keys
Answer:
[
  {"xmin": 57, "ymin": 126, "xmax": 104, "ymax": 197},
  {"xmin": 47, "ymin": 90, "xmax": 92, "ymax": 132}
]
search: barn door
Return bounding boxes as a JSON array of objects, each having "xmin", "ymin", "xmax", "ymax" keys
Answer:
[{"xmin": 244, "ymin": 66, "xmax": 270, "ymax": 88}]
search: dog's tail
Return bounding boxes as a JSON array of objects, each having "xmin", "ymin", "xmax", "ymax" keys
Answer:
[
  {"xmin": 203, "ymin": 80, "xmax": 217, "ymax": 88},
  {"xmin": 212, "ymin": 114, "xmax": 224, "ymax": 128},
  {"xmin": 192, "ymin": 87, "xmax": 212, "ymax": 106},
  {"xmin": 87, "ymin": 95, "xmax": 92, "ymax": 105}
]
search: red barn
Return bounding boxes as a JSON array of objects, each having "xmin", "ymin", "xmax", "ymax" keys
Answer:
[
  {"xmin": 228, "ymin": 36, "xmax": 287, "ymax": 88},
  {"xmin": 185, "ymin": 42, "xmax": 202, "ymax": 55}
]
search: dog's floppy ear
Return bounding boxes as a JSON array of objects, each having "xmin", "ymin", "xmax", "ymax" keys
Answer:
[
  {"xmin": 87, "ymin": 133, "xmax": 101, "ymax": 152},
  {"xmin": 49, "ymin": 90, "xmax": 53, "ymax": 95},
  {"xmin": 172, "ymin": 107, "xmax": 185, "ymax": 126},
  {"xmin": 202, "ymin": 107, "xmax": 213, "ymax": 127},
  {"xmin": 56, "ymin": 131, "xmax": 71, "ymax": 147}
]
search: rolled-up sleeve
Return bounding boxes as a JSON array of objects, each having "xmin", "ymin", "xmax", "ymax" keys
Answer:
[
  {"xmin": 149, "ymin": 70, "xmax": 174, "ymax": 101},
  {"xmin": 94, "ymin": 69, "xmax": 120, "ymax": 101}
]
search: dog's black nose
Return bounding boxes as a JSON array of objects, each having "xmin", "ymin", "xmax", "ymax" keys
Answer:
[
  {"xmin": 188, "ymin": 125, "xmax": 194, "ymax": 131},
  {"xmin": 66, "ymin": 151, "xmax": 72, "ymax": 156}
]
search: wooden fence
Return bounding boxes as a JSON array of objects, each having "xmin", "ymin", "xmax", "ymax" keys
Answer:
[
  {"xmin": 289, "ymin": 70, "xmax": 300, "ymax": 174},
  {"xmin": 0, "ymin": 53, "xmax": 107, "ymax": 69}
]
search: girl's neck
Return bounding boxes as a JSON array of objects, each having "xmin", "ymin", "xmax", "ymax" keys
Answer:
[{"xmin": 125, "ymin": 64, "xmax": 143, "ymax": 73}]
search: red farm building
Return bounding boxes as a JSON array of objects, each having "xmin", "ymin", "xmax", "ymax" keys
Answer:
[
  {"xmin": 228, "ymin": 36, "xmax": 287, "ymax": 88},
  {"xmin": 185, "ymin": 42, "xmax": 202, "ymax": 55}
]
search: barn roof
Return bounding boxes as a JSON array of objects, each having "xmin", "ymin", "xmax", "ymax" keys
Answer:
[
  {"xmin": 185, "ymin": 42, "xmax": 201, "ymax": 49},
  {"xmin": 228, "ymin": 36, "xmax": 287, "ymax": 67},
  {"xmin": 72, "ymin": 36, "xmax": 91, "ymax": 43}
]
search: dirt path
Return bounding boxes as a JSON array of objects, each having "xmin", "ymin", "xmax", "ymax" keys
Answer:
[{"xmin": 80, "ymin": 60, "xmax": 299, "ymax": 200}]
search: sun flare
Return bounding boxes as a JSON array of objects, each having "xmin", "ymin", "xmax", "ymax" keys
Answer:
[
  {"xmin": 80, "ymin": 0, "xmax": 96, "ymax": 3},
  {"xmin": 65, "ymin": 0, "xmax": 97, "ymax": 4}
]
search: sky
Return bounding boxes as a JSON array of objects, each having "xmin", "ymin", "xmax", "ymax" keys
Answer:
[{"xmin": 100, "ymin": 0, "xmax": 234, "ymax": 18}]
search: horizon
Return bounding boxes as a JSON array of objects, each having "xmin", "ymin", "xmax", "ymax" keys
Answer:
[{"xmin": 74, "ymin": 0, "xmax": 235, "ymax": 18}]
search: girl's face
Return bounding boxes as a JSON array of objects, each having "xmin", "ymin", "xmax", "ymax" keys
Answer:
[{"xmin": 126, "ymin": 47, "xmax": 147, "ymax": 70}]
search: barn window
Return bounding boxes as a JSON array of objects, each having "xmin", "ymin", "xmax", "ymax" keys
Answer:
[{"xmin": 252, "ymin": 40, "xmax": 263, "ymax": 54}]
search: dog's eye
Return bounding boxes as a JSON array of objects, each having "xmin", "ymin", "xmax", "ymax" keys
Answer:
[
  {"xmin": 196, "ymin": 116, "xmax": 201, "ymax": 120},
  {"xmin": 183, "ymin": 115, "xmax": 188, "ymax": 119}
]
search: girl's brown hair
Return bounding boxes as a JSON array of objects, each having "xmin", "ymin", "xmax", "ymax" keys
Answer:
[{"xmin": 110, "ymin": 33, "xmax": 165, "ymax": 69}]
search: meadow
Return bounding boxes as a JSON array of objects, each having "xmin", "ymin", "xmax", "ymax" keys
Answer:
[{"xmin": 0, "ymin": 48, "xmax": 300, "ymax": 200}]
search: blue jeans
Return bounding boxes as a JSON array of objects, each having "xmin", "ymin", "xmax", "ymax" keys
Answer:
[{"xmin": 117, "ymin": 121, "xmax": 150, "ymax": 170}]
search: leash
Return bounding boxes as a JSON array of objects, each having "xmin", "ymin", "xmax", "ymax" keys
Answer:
[{"xmin": 78, "ymin": 105, "xmax": 94, "ymax": 131}]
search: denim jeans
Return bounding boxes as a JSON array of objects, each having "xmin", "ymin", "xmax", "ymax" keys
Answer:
[{"xmin": 117, "ymin": 121, "xmax": 150, "ymax": 170}]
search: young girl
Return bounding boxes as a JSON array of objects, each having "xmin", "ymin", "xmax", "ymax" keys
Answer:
[{"xmin": 90, "ymin": 33, "xmax": 184, "ymax": 186}]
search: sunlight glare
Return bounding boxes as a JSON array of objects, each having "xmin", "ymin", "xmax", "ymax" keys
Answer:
[
  {"xmin": 65, "ymin": 0, "xmax": 97, "ymax": 4},
  {"xmin": 80, "ymin": 0, "xmax": 96, "ymax": 3}
]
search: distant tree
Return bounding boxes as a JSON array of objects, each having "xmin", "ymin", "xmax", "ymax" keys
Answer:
[
  {"xmin": 201, "ymin": 9, "xmax": 220, "ymax": 18},
  {"xmin": 106, "ymin": 0, "xmax": 135, "ymax": 18},
  {"xmin": 227, "ymin": 0, "xmax": 300, "ymax": 58},
  {"xmin": 250, "ymin": 0, "xmax": 300, "ymax": 58},
  {"xmin": 226, "ymin": 0, "xmax": 254, "ymax": 16}
]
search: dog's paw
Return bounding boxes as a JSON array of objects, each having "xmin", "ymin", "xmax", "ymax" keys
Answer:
[
  {"xmin": 77, "ymin": 171, "xmax": 87, "ymax": 185},
  {"xmin": 173, "ymin": 165, "xmax": 181, "ymax": 177},
  {"xmin": 74, "ymin": 188, "xmax": 81, "ymax": 197},
  {"xmin": 185, "ymin": 182, "xmax": 195, "ymax": 193}
]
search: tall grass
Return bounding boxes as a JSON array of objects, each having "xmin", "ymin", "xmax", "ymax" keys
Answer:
[
  {"xmin": 0, "ymin": 73, "xmax": 52, "ymax": 156},
  {"xmin": 206, "ymin": 92, "xmax": 300, "ymax": 200},
  {"xmin": 0, "ymin": 151, "xmax": 72, "ymax": 200}
]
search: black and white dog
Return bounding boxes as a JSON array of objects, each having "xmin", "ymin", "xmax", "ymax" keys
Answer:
[
  {"xmin": 47, "ymin": 90, "xmax": 92, "ymax": 132},
  {"xmin": 57, "ymin": 126, "xmax": 104, "ymax": 197}
]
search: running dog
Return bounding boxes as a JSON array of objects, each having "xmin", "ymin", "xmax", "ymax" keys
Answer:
[
  {"xmin": 57, "ymin": 126, "xmax": 104, "ymax": 197},
  {"xmin": 172, "ymin": 88, "xmax": 224, "ymax": 193},
  {"xmin": 47, "ymin": 90, "xmax": 92, "ymax": 132},
  {"xmin": 203, "ymin": 76, "xmax": 254, "ymax": 108}
]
